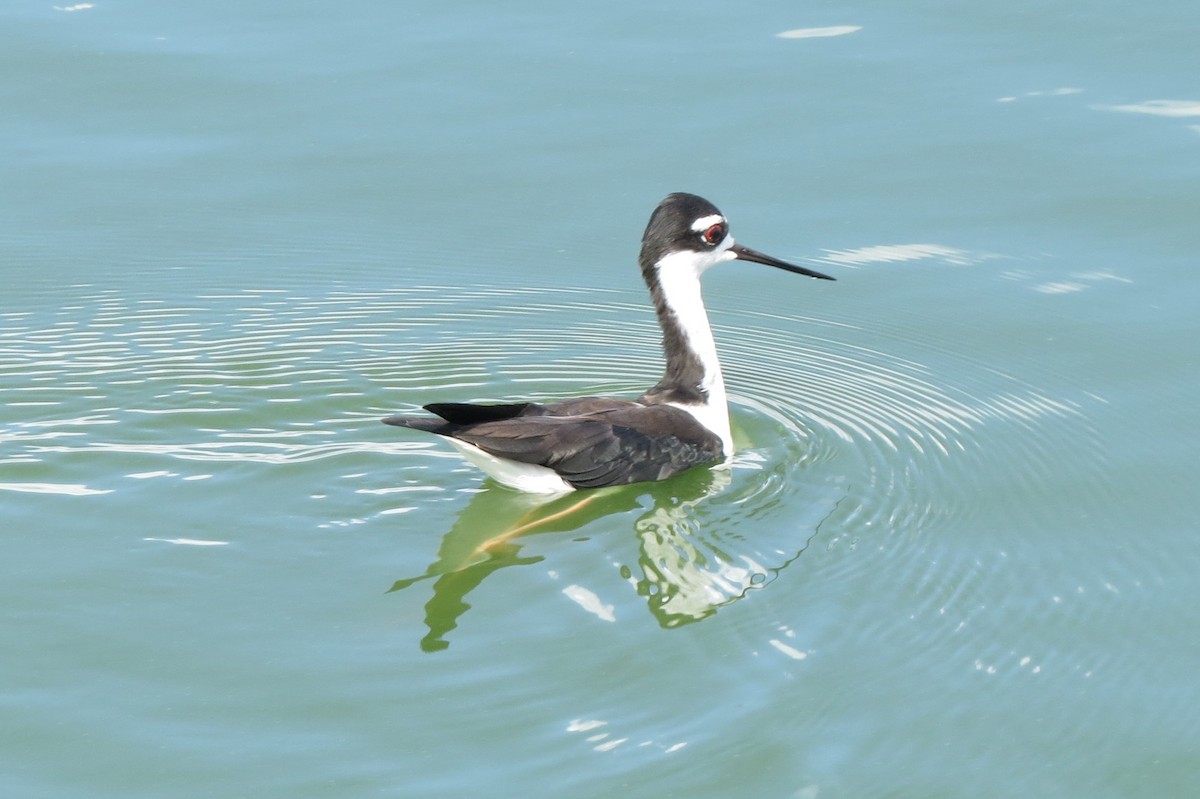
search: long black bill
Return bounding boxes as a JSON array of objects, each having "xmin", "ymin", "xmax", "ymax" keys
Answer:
[{"xmin": 730, "ymin": 243, "xmax": 835, "ymax": 281}]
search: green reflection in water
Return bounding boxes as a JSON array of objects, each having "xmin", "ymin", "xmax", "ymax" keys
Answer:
[{"xmin": 390, "ymin": 463, "xmax": 832, "ymax": 651}]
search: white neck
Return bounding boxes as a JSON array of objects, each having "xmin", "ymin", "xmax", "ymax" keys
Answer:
[{"xmin": 653, "ymin": 249, "xmax": 734, "ymax": 455}]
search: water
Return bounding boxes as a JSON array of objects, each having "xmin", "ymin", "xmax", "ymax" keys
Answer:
[{"xmin": 3, "ymin": 1, "xmax": 1199, "ymax": 796}]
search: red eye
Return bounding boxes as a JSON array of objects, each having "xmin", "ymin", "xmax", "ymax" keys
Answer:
[{"xmin": 702, "ymin": 224, "xmax": 726, "ymax": 245}]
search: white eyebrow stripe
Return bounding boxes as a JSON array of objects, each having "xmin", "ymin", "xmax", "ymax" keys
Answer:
[{"xmin": 689, "ymin": 214, "xmax": 726, "ymax": 232}]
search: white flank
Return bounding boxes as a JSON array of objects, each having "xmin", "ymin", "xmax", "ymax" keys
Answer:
[{"xmin": 445, "ymin": 438, "xmax": 573, "ymax": 494}]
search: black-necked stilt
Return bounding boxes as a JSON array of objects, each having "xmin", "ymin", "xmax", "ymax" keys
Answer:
[{"xmin": 383, "ymin": 192, "xmax": 834, "ymax": 494}]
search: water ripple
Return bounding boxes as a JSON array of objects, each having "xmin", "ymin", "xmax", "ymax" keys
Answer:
[{"xmin": 3, "ymin": 284, "xmax": 1104, "ymax": 628}]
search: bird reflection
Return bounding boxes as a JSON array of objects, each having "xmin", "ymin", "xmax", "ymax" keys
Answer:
[
  {"xmin": 388, "ymin": 465, "xmax": 808, "ymax": 652},
  {"xmin": 388, "ymin": 484, "xmax": 642, "ymax": 652}
]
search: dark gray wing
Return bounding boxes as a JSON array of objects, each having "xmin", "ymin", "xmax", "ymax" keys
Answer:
[{"xmin": 449, "ymin": 405, "xmax": 723, "ymax": 489}]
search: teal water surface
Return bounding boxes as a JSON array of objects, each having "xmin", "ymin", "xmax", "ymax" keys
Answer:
[{"xmin": 3, "ymin": 1, "xmax": 1199, "ymax": 797}]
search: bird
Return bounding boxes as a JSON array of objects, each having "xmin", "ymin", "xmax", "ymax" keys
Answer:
[{"xmin": 383, "ymin": 192, "xmax": 834, "ymax": 494}]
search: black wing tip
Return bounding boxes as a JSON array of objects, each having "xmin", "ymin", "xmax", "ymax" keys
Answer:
[{"xmin": 423, "ymin": 402, "xmax": 535, "ymax": 425}]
